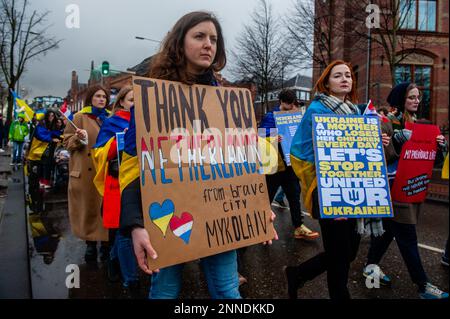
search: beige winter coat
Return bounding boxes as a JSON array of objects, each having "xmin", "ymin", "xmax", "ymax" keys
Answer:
[{"xmin": 63, "ymin": 113, "xmax": 108, "ymax": 241}]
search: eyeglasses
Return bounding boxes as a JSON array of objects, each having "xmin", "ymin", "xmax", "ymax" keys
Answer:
[{"xmin": 407, "ymin": 95, "xmax": 421, "ymax": 102}]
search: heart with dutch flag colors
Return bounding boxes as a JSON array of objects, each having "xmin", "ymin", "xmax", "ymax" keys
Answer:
[{"xmin": 169, "ymin": 212, "xmax": 194, "ymax": 244}]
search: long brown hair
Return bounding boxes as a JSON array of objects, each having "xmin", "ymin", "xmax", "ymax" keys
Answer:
[
  {"xmin": 314, "ymin": 60, "xmax": 358, "ymax": 103},
  {"xmin": 149, "ymin": 11, "xmax": 226, "ymax": 84},
  {"xmin": 84, "ymin": 84, "xmax": 110, "ymax": 107},
  {"xmin": 111, "ymin": 85, "xmax": 133, "ymax": 115}
]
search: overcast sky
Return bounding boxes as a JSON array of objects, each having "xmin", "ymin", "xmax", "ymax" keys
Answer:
[{"xmin": 21, "ymin": 0, "xmax": 311, "ymax": 98}]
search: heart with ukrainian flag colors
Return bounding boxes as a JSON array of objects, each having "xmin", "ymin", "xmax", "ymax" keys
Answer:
[
  {"xmin": 149, "ymin": 199, "xmax": 174, "ymax": 236},
  {"xmin": 169, "ymin": 212, "xmax": 194, "ymax": 244}
]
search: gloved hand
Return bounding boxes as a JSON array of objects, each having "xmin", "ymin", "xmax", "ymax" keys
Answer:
[{"xmin": 393, "ymin": 129, "xmax": 412, "ymax": 146}]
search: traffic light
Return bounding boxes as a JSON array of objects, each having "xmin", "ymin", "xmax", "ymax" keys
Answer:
[{"xmin": 101, "ymin": 61, "xmax": 110, "ymax": 76}]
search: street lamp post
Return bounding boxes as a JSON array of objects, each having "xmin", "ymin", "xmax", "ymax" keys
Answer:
[{"xmin": 135, "ymin": 36, "xmax": 162, "ymax": 44}]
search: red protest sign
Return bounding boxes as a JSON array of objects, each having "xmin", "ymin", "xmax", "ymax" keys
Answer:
[{"xmin": 391, "ymin": 123, "xmax": 440, "ymax": 203}]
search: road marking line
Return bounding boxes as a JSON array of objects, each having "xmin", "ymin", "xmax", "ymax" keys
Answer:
[
  {"xmin": 418, "ymin": 243, "xmax": 444, "ymax": 254},
  {"xmin": 300, "ymin": 212, "xmax": 445, "ymax": 254}
]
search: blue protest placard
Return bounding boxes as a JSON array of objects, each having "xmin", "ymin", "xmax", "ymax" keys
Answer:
[
  {"xmin": 312, "ymin": 114, "xmax": 393, "ymax": 219},
  {"xmin": 116, "ymin": 132, "xmax": 125, "ymax": 165},
  {"xmin": 273, "ymin": 111, "xmax": 303, "ymax": 166}
]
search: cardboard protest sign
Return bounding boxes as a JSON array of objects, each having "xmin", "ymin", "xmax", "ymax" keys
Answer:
[
  {"xmin": 312, "ymin": 114, "xmax": 393, "ymax": 219},
  {"xmin": 391, "ymin": 123, "xmax": 440, "ymax": 203},
  {"xmin": 273, "ymin": 111, "xmax": 303, "ymax": 166},
  {"xmin": 132, "ymin": 77, "xmax": 274, "ymax": 270}
]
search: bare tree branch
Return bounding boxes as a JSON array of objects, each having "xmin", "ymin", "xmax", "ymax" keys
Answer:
[
  {"xmin": 231, "ymin": 0, "xmax": 299, "ymax": 115},
  {"xmin": 0, "ymin": 0, "xmax": 61, "ymax": 122},
  {"xmin": 344, "ymin": 0, "xmax": 434, "ymax": 85}
]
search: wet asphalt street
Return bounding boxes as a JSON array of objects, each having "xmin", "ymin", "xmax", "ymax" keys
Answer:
[{"xmin": 23, "ymin": 177, "xmax": 449, "ymax": 300}]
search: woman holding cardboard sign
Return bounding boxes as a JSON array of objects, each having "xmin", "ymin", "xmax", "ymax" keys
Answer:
[
  {"xmin": 286, "ymin": 60, "xmax": 391, "ymax": 300},
  {"xmin": 362, "ymin": 82, "xmax": 448, "ymax": 299},
  {"xmin": 119, "ymin": 11, "xmax": 277, "ymax": 299}
]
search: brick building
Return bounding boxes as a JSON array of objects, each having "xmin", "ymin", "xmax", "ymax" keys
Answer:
[
  {"xmin": 313, "ymin": 0, "xmax": 449, "ymax": 130},
  {"xmin": 67, "ymin": 56, "xmax": 258, "ymax": 117},
  {"xmin": 66, "ymin": 57, "xmax": 150, "ymax": 112}
]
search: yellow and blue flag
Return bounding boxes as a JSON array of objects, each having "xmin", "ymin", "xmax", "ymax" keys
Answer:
[
  {"xmin": 119, "ymin": 106, "xmax": 139, "ymax": 193},
  {"xmin": 27, "ymin": 125, "xmax": 61, "ymax": 161},
  {"xmin": 442, "ymin": 153, "xmax": 449, "ymax": 180},
  {"xmin": 92, "ymin": 111, "xmax": 130, "ymax": 196},
  {"xmin": 79, "ymin": 106, "xmax": 110, "ymax": 122},
  {"xmin": 10, "ymin": 89, "xmax": 34, "ymax": 122}
]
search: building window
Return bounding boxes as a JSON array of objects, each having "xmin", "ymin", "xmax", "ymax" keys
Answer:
[
  {"xmin": 394, "ymin": 64, "xmax": 432, "ymax": 119},
  {"xmin": 400, "ymin": 0, "xmax": 436, "ymax": 32}
]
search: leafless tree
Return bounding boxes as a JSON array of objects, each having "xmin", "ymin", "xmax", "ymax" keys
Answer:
[
  {"xmin": 231, "ymin": 0, "xmax": 299, "ymax": 115},
  {"xmin": 0, "ymin": 79, "xmax": 7, "ymax": 113},
  {"xmin": 287, "ymin": 0, "xmax": 434, "ymax": 87},
  {"xmin": 346, "ymin": 0, "xmax": 433, "ymax": 85},
  {"xmin": 286, "ymin": 0, "xmax": 337, "ymax": 70},
  {"xmin": 0, "ymin": 0, "xmax": 61, "ymax": 122}
]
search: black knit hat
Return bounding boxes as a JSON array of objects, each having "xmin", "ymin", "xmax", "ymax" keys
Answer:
[{"xmin": 386, "ymin": 82, "xmax": 411, "ymax": 112}]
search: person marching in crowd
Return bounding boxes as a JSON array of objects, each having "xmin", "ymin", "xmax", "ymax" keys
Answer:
[
  {"xmin": 92, "ymin": 85, "xmax": 140, "ymax": 290},
  {"xmin": 27, "ymin": 111, "xmax": 60, "ymax": 185},
  {"xmin": 363, "ymin": 82, "xmax": 448, "ymax": 299},
  {"xmin": 63, "ymin": 85, "xmax": 111, "ymax": 263},
  {"xmin": 119, "ymin": 11, "xmax": 276, "ymax": 299},
  {"xmin": 284, "ymin": 60, "xmax": 391, "ymax": 299},
  {"xmin": 40, "ymin": 111, "xmax": 63, "ymax": 189},
  {"xmin": 9, "ymin": 113, "xmax": 29, "ymax": 166},
  {"xmin": 259, "ymin": 89, "xmax": 319, "ymax": 240}
]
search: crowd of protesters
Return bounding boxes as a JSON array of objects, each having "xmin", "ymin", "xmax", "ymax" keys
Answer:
[{"xmin": 5, "ymin": 10, "xmax": 448, "ymax": 300}]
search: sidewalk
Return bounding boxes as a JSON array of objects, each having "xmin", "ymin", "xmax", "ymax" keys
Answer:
[
  {"xmin": 0, "ymin": 148, "xmax": 31, "ymax": 298},
  {"xmin": 0, "ymin": 148, "xmax": 11, "ymax": 223}
]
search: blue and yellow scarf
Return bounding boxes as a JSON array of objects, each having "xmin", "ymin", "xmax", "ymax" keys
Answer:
[{"xmin": 80, "ymin": 106, "xmax": 110, "ymax": 123}]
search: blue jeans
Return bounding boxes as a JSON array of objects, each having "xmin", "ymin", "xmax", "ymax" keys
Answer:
[
  {"xmin": 150, "ymin": 250, "xmax": 241, "ymax": 299},
  {"xmin": 12, "ymin": 141, "xmax": 24, "ymax": 163},
  {"xmin": 274, "ymin": 187, "xmax": 285, "ymax": 203},
  {"xmin": 110, "ymin": 230, "xmax": 139, "ymax": 286}
]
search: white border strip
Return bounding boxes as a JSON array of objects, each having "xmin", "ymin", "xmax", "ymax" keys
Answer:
[{"xmin": 418, "ymin": 243, "xmax": 444, "ymax": 254}]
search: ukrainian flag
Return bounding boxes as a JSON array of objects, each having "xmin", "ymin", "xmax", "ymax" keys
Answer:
[
  {"xmin": 442, "ymin": 153, "xmax": 449, "ymax": 180},
  {"xmin": 79, "ymin": 106, "xmax": 110, "ymax": 123},
  {"xmin": 119, "ymin": 107, "xmax": 139, "ymax": 194},
  {"xmin": 290, "ymin": 139, "xmax": 317, "ymax": 217},
  {"xmin": 10, "ymin": 89, "xmax": 34, "ymax": 122},
  {"xmin": 27, "ymin": 125, "xmax": 55, "ymax": 161},
  {"xmin": 92, "ymin": 112, "xmax": 129, "ymax": 196}
]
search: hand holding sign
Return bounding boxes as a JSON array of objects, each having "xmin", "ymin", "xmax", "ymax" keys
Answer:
[
  {"xmin": 381, "ymin": 133, "xmax": 390, "ymax": 146},
  {"xmin": 262, "ymin": 211, "xmax": 278, "ymax": 245},
  {"xmin": 131, "ymin": 227, "xmax": 159, "ymax": 275},
  {"xmin": 436, "ymin": 135, "xmax": 446, "ymax": 146}
]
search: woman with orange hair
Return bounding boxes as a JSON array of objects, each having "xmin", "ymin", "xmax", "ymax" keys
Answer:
[{"xmin": 285, "ymin": 60, "xmax": 390, "ymax": 299}]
